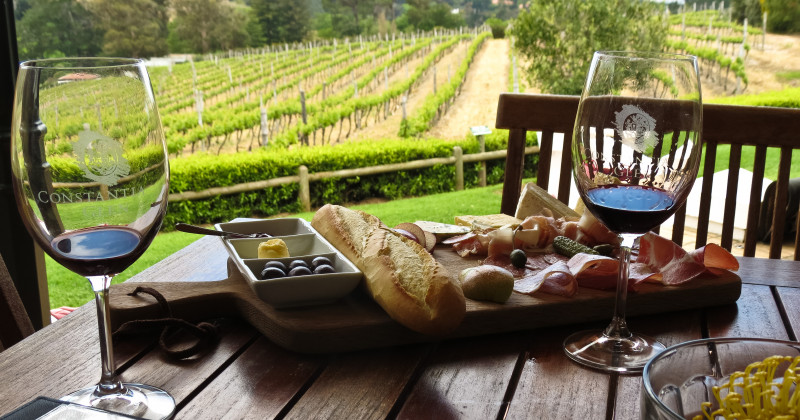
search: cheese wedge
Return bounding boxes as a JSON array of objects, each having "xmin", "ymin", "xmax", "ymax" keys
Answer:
[{"xmin": 515, "ymin": 182, "xmax": 580, "ymax": 220}]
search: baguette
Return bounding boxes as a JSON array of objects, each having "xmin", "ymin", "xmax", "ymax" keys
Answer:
[{"xmin": 311, "ymin": 204, "xmax": 466, "ymax": 335}]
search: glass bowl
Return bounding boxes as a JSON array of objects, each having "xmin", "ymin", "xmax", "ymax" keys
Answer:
[{"xmin": 641, "ymin": 337, "xmax": 800, "ymax": 419}]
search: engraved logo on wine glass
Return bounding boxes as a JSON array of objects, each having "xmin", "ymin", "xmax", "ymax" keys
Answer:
[
  {"xmin": 73, "ymin": 127, "xmax": 130, "ymax": 186},
  {"xmin": 614, "ymin": 104, "xmax": 658, "ymax": 154}
]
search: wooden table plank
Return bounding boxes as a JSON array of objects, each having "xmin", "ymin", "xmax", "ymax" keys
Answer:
[
  {"xmin": 774, "ymin": 286, "xmax": 800, "ymax": 341},
  {"xmin": 707, "ymin": 283, "xmax": 789, "ymax": 339},
  {"xmin": 736, "ymin": 257, "xmax": 800, "ymax": 287},
  {"xmin": 613, "ymin": 310, "xmax": 705, "ymax": 420},
  {"xmin": 505, "ymin": 324, "xmax": 610, "ymax": 420},
  {"xmin": 0, "ymin": 306, "xmax": 117, "ymax": 412},
  {"xmin": 131, "ymin": 236, "xmax": 229, "ymax": 284},
  {"xmin": 121, "ymin": 319, "xmax": 258, "ymax": 404},
  {"xmin": 178, "ymin": 335, "xmax": 325, "ymax": 419},
  {"xmin": 283, "ymin": 345, "xmax": 430, "ymax": 420},
  {"xmin": 396, "ymin": 332, "xmax": 528, "ymax": 420}
]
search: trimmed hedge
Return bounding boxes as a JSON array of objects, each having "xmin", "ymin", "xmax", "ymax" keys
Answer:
[{"xmin": 165, "ymin": 130, "xmax": 538, "ymax": 228}]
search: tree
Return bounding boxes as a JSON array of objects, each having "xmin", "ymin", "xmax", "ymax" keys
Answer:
[
  {"xmin": 84, "ymin": 0, "xmax": 168, "ymax": 58},
  {"xmin": 168, "ymin": 0, "xmax": 260, "ymax": 54},
  {"xmin": 510, "ymin": 0, "xmax": 667, "ymax": 95},
  {"xmin": 763, "ymin": 0, "xmax": 800, "ymax": 33},
  {"xmin": 401, "ymin": 0, "xmax": 465, "ymax": 31},
  {"xmin": 15, "ymin": 0, "xmax": 102, "ymax": 60},
  {"xmin": 731, "ymin": 0, "xmax": 763, "ymax": 26},
  {"xmin": 322, "ymin": 0, "xmax": 375, "ymax": 36},
  {"xmin": 251, "ymin": 0, "xmax": 312, "ymax": 44}
]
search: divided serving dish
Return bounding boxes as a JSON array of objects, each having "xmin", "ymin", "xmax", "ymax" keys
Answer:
[{"xmin": 215, "ymin": 218, "xmax": 362, "ymax": 308}]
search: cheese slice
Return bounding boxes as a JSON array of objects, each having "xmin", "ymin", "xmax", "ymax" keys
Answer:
[
  {"xmin": 413, "ymin": 221, "xmax": 471, "ymax": 239},
  {"xmin": 454, "ymin": 214, "xmax": 521, "ymax": 231}
]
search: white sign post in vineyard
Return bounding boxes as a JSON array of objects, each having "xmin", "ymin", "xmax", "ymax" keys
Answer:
[
  {"xmin": 195, "ymin": 90, "xmax": 204, "ymax": 128},
  {"xmin": 300, "ymin": 90, "xmax": 308, "ymax": 146},
  {"xmin": 260, "ymin": 97, "xmax": 269, "ymax": 147}
]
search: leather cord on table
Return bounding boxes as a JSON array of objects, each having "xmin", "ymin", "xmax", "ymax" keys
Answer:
[{"xmin": 112, "ymin": 286, "xmax": 218, "ymax": 360}]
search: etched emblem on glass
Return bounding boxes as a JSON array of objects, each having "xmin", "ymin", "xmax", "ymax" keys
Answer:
[
  {"xmin": 74, "ymin": 125, "xmax": 130, "ymax": 186},
  {"xmin": 614, "ymin": 104, "xmax": 658, "ymax": 153}
]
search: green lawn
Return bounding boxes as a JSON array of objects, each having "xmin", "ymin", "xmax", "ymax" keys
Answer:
[{"xmin": 46, "ymin": 182, "xmax": 510, "ymax": 308}]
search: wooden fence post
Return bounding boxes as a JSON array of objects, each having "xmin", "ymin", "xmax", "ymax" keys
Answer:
[
  {"xmin": 299, "ymin": 165, "xmax": 310, "ymax": 212},
  {"xmin": 470, "ymin": 126, "xmax": 492, "ymax": 187},
  {"xmin": 454, "ymin": 146, "xmax": 463, "ymax": 191}
]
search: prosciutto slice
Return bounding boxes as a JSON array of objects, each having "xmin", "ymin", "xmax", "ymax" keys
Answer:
[
  {"xmin": 689, "ymin": 243, "xmax": 740, "ymax": 272},
  {"xmin": 513, "ymin": 261, "xmax": 577, "ymax": 297},
  {"xmin": 567, "ymin": 254, "xmax": 620, "ymax": 290},
  {"xmin": 635, "ymin": 232, "xmax": 737, "ymax": 286}
]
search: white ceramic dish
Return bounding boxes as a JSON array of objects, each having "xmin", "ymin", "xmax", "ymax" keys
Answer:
[{"xmin": 215, "ymin": 218, "xmax": 362, "ymax": 308}]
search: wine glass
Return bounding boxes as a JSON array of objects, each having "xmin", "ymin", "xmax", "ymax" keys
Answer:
[
  {"xmin": 10, "ymin": 58, "xmax": 175, "ymax": 418},
  {"xmin": 563, "ymin": 51, "xmax": 702, "ymax": 372}
]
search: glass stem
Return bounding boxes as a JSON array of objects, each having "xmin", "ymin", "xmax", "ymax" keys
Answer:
[
  {"xmin": 602, "ymin": 234, "xmax": 640, "ymax": 340},
  {"xmin": 88, "ymin": 275, "xmax": 124, "ymax": 396}
]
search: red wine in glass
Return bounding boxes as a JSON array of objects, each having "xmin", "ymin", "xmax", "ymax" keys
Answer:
[
  {"xmin": 50, "ymin": 226, "xmax": 160, "ymax": 277},
  {"xmin": 583, "ymin": 185, "xmax": 675, "ymax": 234}
]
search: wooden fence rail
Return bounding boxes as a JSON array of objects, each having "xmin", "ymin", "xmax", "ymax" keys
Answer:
[{"xmin": 167, "ymin": 145, "xmax": 540, "ymax": 211}]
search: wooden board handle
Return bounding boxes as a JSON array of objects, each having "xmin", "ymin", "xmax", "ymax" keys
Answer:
[{"xmin": 109, "ymin": 278, "xmax": 247, "ymax": 330}]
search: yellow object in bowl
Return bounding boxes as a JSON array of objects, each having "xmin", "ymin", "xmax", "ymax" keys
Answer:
[{"xmin": 258, "ymin": 239, "xmax": 289, "ymax": 259}]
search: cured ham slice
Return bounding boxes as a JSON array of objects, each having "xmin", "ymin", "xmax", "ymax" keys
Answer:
[
  {"xmin": 514, "ymin": 261, "xmax": 577, "ymax": 297},
  {"xmin": 447, "ymin": 233, "xmax": 486, "ymax": 257},
  {"xmin": 636, "ymin": 232, "xmax": 709, "ymax": 286},
  {"xmin": 567, "ymin": 254, "xmax": 619, "ymax": 290},
  {"xmin": 689, "ymin": 243, "xmax": 740, "ymax": 271}
]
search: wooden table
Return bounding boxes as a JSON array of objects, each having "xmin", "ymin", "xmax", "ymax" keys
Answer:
[{"xmin": 1, "ymin": 235, "xmax": 799, "ymax": 419}]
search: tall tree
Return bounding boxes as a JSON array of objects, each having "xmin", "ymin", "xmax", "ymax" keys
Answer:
[
  {"xmin": 15, "ymin": 0, "xmax": 102, "ymax": 60},
  {"xmin": 84, "ymin": 0, "xmax": 168, "ymax": 58},
  {"xmin": 321, "ymin": 0, "xmax": 376, "ymax": 36},
  {"xmin": 732, "ymin": 0, "xmax": 763, "ymax": 26},
  {"xmin": 251, "ymin": 0, "xmax": 311, "ymax": 44},
  {"xmin": 511, "ymin": 0, "xmax": 667, "ymax": 95},
  {"xmin": 763, "ymin": 0, "xmax": 800, "ymax": 33},
  {"xmin": 169, "ymin": 0, "xmax": 259, "ymax": 53},
  {"xmin": 401, "ymin": 0, "xmax": 464, "ymax": 31}
]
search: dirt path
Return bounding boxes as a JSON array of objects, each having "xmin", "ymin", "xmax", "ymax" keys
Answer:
[{"xmin": 428, "ymin": 39, "xmax": 509, "ymax": 139}]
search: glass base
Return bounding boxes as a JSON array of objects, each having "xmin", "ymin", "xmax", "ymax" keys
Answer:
[
  {"xmin": 61, "ymin": 383, "xmax": 175, "ymax": 420},
  {"xmin": 563, "ymin": 329, "xmax": 665, "ymax": 373}
]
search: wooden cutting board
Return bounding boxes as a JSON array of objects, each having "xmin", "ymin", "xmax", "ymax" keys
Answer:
[{"xmin": 109, "ymin": 247, "xmax": 741, "ymax": 354}]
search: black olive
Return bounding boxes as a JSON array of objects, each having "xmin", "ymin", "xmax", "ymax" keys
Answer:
[
  {"xmin": 261, "ymin": 267, "xmax": 286, "ymax": 280},
  {"xmin": 311, "ymin": 256, "xmax": 333, "ymax": 268},
  {"xmin": 263, "ymin": 260, "xmax": 287, "ymax": 273},
  {"xmin": 510, "ymin": 249, "xmax": 527, "ymax": 269},
  {"xmin": 314, "ymin": 264, "xmax": 336, "ymax": 274},
  {"xmin": 289, "ymin": 260, "xmax": 309, "ymax": 270},
  {"xmin": 288, "ymin": 266, "xmax": 313, "ymax": 277}
]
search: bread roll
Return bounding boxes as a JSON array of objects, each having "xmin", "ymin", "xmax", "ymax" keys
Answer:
[{"xmin": 311, "ymin": 204, "xmax": 466, "ymax": 335}]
